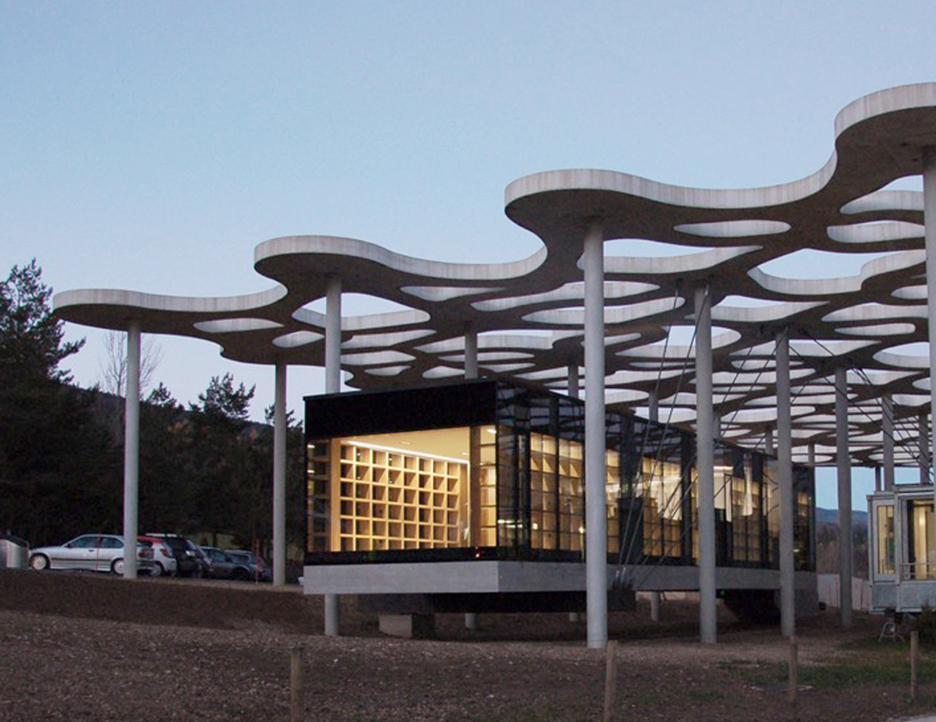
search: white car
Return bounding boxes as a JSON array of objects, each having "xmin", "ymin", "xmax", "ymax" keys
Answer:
[{"xmin": 28, "ymin": 534, "xmax": 154, "ymax": 575}]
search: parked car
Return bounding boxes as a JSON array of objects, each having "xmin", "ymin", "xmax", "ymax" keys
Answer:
[
  {"xmin": 144, "ymin": 534, "xmax": 204, "ymax": 577},
  {"xmin": 224, "ymin": 550, "xmax": 272, "ymax": 582},
  {"xmin": 200, "ymin": 546, "xmax": 252, "ymax": 581},
  {"xmin": 137, "ymin": 535, "xmax": 178, "ymax": 577},
  {"xmin": 185, "ymin": 538, "xmax": 211, "ymax": 576},
  {"xmin": 28, "ymin": 534, "xmax": 154, "ymax": 575}
]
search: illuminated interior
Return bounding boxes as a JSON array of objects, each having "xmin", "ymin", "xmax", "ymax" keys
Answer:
[{"xmin": 304, "ymin": 379, "xmax": 814, "ymax": 570}]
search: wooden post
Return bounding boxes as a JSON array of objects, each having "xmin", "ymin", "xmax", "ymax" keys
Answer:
[
  {"xmin": 911, "ymin": 630, "xmax": 919, "ymax": 701},
  {"xmin": 788, "ymin": 636, "xmax": 798, "ymax": 705},
  {"xmin": 290, "ymin": 646, "xmax": 304, "ymax": 722},
  {"xmin": 603, "ymin": 640, "xmax": 618, "ymax": 722}
]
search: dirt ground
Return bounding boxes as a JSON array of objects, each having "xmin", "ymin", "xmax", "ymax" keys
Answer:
[{"xmin": 1, "ymin": 570, "xmax": 934, "ymax": 722}]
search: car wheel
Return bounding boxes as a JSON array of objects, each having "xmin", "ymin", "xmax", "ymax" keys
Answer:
[
  {"xmin": 29, "ymin": 554, "xmax": 50, "ymax": 571},
  {"xmin": 150, "ymin": 562, "xmax": 165, "ymax": 577},
  {"xmin": 233, "ymin": 568, "xmax": 249, "ymax": 581},
  {"xmin": 111, "ymin": 558, "xmax": 125, "ymax": 575}
]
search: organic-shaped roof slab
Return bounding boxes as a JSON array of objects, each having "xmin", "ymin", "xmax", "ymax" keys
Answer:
[{"xmin": 56, "ymin": 83, "xmax": 936, "ymax": 467}]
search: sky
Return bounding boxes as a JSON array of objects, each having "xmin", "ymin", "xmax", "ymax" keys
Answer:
[{"xmin": 4, "ymin": 1, "xmax": 936, "ymax": 509}]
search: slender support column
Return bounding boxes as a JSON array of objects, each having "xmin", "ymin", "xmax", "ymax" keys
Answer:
[
  {"xmin": 765, "ymin": 427, "xmax": 775, "ymax": 456},
  {"xmin": 835, "ymin": 367, "xmax": 853, "ymax": 627},
  {"xmin": 568, "ymin": 361, "xmax": 580, "ymax": 399},
  {"xmin": 568, "ymin": 360, "xmax": 583, "ymax": 624},
  {"xmin": 325, "ymin": 276, "xmax": 342, "ymax": 395},
  {"xmin": 272, "ymin": 359, "xmax": 287, "ymax": 587},
  {"xmin": 874, "ymin": 466, "xmax": 882, "ymax": 493},
  {"xmin": 324, "ymin": 276, "xmax": 341, "ymax": 637},
  {"xmin": 926, "ymin": 148, "xmax": 936, "ymax": 569},
  {"xmin": 920, "ymin": 411, "xmax": 930, "ymax": 485},
  {"xmin": 695, "ymin": 284, "xmax": 716, "ymax": 644},
  {"xmin": 808, "ymin": 443, "xmax": 816, "ymax": 467},
  {"xmin": 464, "ymin": 324, "xmax": 479, "ymax": 380},
  {"xmin": 776, "ymin": 329, "xmax": 795, "ymax": 637},
  {"xmin": 122, "ymin": 321, "xmax": 141, "ymax": 579},
  {"xmin": 647, "ymin": 389, "xmax": 662, "ymax": 622},
  {"xmin": 463, "ymin": 324, "xmax": 480, "ymax": 630},
  {"xmin": 584, "ymin": 220, "xmax": 607, "ymax": 649},
  {"xmin": 882, "ymin": 393, "xmax": 895, "ymax": 492}
]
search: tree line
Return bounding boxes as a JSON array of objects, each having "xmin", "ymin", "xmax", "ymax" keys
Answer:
[{"xmin": 0, "ymin": 260, "xmax": 306, "ymax": 563}]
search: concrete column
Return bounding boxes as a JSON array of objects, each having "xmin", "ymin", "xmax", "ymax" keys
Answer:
[
  {"xmin": 925, "ymin": 147, "xmax": 936, "ymax": 571},
  {"xmin": 647, "ymin": 389, "xmax": 661, "ymax": 622},
  {"xmin": 324, "ymin": 276, "xmax": 341, "ymax": 637},
  {"xmin": 776, "ymin": 329, "xmax": 795, "ymax": 637},
  {"xmin": 122, "ymin": 321, "xmax": 141, "ymax": 579},
  {"xmin": 568, "ymin": 361, "xmax": 580, "ymax": 399},
  {"xmin": 567, "ymin": 361, "xmax": 583, "ymax": 624},
  {"xmin": 464, "ymin": 324, "xmax": 479, "ymax": 630},
  {"xmin": 584, "ymin": 220, "xmax": 608, "ymax": 649},
  {"xmin": 272, "ymin": 359, "xmax": 287, "ymax": 587},
  {"xmin": 648, "ymin": 389, "xmax": 659, "ymax": 424},
  {"xmin": 325, "ymin": 276, "xmax": 342, "ymax": 395},
  {"xmin": 920, "ymin": 411, "xmax": 929, "ymax": 485},
  {"xmin": 765, "ymin": 427, "xmax": 775, "ymax": 456},
  {"xmin": 695, "ymin": 284, "xmax": 717, "ymax": 644},
  {"xmin": 874, "ymin": 466, "xmax": 882, "ymax": 493},
  {"xmin": 882, "ymin": 393, "xmax": 895, "ymax": 492},
  {"xmin": 464, "ymin": 323, "xmax": 479, "ymax": 380},
  {"xmin": 835, "ymin": 367, "xmax": 853, "ymax": 627}
]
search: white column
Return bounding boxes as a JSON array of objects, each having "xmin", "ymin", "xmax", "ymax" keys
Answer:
[
  {"xmin": 123, "ymin": 321, "xmax": 141, "ymax": 579},
  {"xmin": 695, "ymin": 284, "xmax": 716, "ymax": 644},
  {"xmin": 647, "ymin": 389, "xmax": 661, "ymax": 623},
  {"xmin": 568, "ymin": 361, "xmax": 582, "ymax": 623},
  {"xmin": 326, "ymin": 276, "xmax": 342, "ymax": 395},
  {"xmin": 926, "ymin": 147, "xmax": 936, "ymax": 571},
  {"xmin": 835, "ymin": 367, "xmax": 853, "ymax": 627},
  {"xmin": 920, "ymin": 411, "xmax": 930, "ymax": 485},
  {"xmin": 584, "ymin": 220, "xmax": 607, "ymax": 649},
  {"xmin": 776, "ymin": 329, "xmax": 795, "ymax": 637},
  {"xmin": 568, "ymin": 361, "xmax": 580, "ymax": 399},
  {"xmin": 272, "ymin": 358, "xmax": 287, "ymax": 587},
  {"xmin": 882, "ymin": 393, "xmax": 895, "ymax": 492},
  {"xmin": 464, "ymin": 324, "xmax": 478, "ymax": 380},
  {"xmin": 465, "ymin": 325, "xmax": 479, "ymax": 631},
  {"xmin": 648, "ymin": 389, "xmax": 659, "ymax": 424},
  {"xmin": 324, "ymin": 276, "xmax": 341, "ymax": 637}
]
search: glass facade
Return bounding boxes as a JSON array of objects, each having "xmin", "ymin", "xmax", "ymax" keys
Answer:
[
  {"xmin": 305, "ymin": 379, "xmax": 815, "ymax": 571},
  {"xmin": 907, "ymin": 500, "xmax": 935, "ymax": 580}
]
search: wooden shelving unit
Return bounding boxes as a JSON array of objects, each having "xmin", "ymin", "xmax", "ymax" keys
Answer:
[{"xmin": 309, "ymin": 440, "xmax": 468, "ymax": 552}]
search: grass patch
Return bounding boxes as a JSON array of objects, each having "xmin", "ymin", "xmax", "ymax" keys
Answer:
[{"xmin": 720, "ymin": 639, "xmax": 936, "ymax": 691}]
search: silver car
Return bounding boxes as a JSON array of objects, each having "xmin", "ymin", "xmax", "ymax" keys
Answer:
[{"xmin": 28, "ymin": 534, "xmax": 154, "ymax": 575}]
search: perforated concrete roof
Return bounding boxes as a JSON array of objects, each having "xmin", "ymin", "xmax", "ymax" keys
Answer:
[{"xmin": 55, "ymin": 83, "xmax": 936, "ymax": 468}]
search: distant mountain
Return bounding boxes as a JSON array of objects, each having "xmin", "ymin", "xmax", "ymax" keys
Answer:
[
  {"xmin": 815, "ymin": 507, "xmax": 869, "ymax": 578},
  {"xmin": 815, "ymin": 507, "xmax": 867, "ymax": 528}
]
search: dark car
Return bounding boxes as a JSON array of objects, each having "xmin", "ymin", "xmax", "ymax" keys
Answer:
[
  {"xmin": 224, "ymin": 549, "xmax": 272, "ymax": 583},
  {"xmin": 201, "ymin": 546, "xmax": 253, "ymax": 581},
  {"xmin": 145, "ymin": 534, "xmax": 205, "ymax": 577}
]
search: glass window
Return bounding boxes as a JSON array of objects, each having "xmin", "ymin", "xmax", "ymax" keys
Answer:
[
  {"xmin": 68, "ymin": 536, "xmax": 99, "ymax": 549},
  {"xmin": 876, "ymin": 504, "xmax": 896, "ymax": 576},
  {"xmin": 908, "ymin": 501, "xmax": 934, "ymax": 580}
]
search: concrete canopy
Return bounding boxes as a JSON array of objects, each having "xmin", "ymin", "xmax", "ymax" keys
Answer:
[{"xmin": 55, "ymin": 83, "xmax": 936, "ymax": 468}]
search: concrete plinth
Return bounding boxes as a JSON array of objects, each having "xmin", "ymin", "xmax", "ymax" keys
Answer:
[{"xmin": 378, "ymin": 613, "xmax": 436, "ymax": 639}]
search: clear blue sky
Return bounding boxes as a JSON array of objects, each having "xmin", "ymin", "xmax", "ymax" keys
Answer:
[{"xmin": 4, "ymin": 1, "xmax": 936, "ymax": 509}]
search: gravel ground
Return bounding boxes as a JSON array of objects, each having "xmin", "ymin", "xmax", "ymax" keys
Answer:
[{"xmin": 1, "ymin": 569, "xmax": 934, "ymax": 721}]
